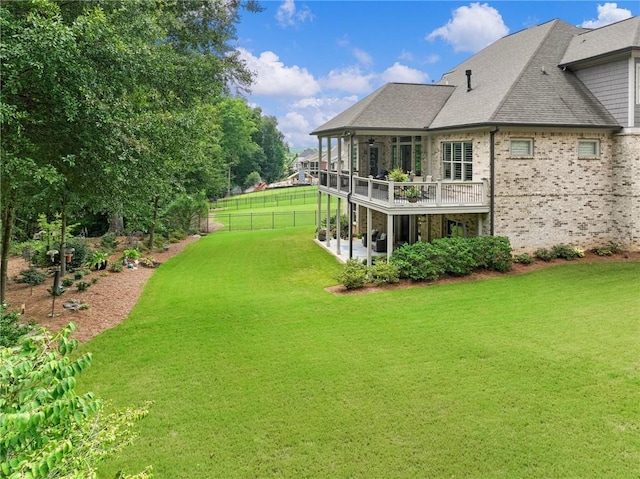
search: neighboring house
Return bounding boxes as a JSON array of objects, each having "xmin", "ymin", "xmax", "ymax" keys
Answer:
[
  {"xmin": 311, "ymin": 17, "xmax": 640, "ymax": 258},
  {"xmin": 295, "ymin": 145, "xmax": 349, "ymax": 177}
]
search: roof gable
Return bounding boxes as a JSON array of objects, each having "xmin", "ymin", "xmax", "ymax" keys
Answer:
[
  {"xmin": 560, "ymin": 16, "xmax": 640, "ymax": 67},
  {"xmin": 311, "ymin": 83, "xmax": 453, "ymax": 135}
]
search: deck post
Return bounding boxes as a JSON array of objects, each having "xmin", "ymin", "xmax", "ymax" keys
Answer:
[
  {"xmin": 326, "ymin": 193, "xmax": 331, "ymax": 247},
  {"xmin": 387, "ymin": 213, "xmax": 394, "ymax": 260},
  {"xmin": 366, "ymin": 207, "xmax": 372, "ymax": 266},
  {"xmin": 335, "ymin": 198, "xmax": 341, "ymax": 255}
]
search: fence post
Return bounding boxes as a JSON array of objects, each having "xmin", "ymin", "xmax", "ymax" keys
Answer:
[
  {"xmin": 272, "ymin": 211, "xmax": 275, "ymax": 229},
  {"xmin": 293, "ymin": 210, "xmax": 296, "ymax": 227}
]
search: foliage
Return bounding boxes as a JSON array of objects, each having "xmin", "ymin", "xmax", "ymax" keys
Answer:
[
  {"xmin": 65, "ymin": 237, "xmax": 91, "ymax": 271},
  {"xmin": 403, "ymin": 185, "xmax": 421, "ymax": 200},
  {"xmin": 551, "ymin": 244, "xmax": 581, "ymax": 260},
  {"xmin": 76, "ymin": 281, "xmax": 90, "ymax": 292},
  {"xmin": 109, "ymin": 263, "xmax": 124, "ymax": 273},
  {"xmin": 74, "ymin": 271, "xmax": 84, "ymax": 280},
  {"xmin": 0, "ymin": 323, "xmax": 151, "ymax": 478},
  {"xmin": 61, "ymin": 278, "xmax": 75, "ymax": 288},
  {"xmin": 99, "ymin": 233, "xmax": 119, "ymax": 252},
  {"xmin": 87, "ymin": 251, "xmax": 109, "ymax": 270},
  {"xmin": 123, "ymin": 249, "xmax": 141, "ymax": 261},
  {"xmin": 467, "ymin": 236, "xmax": 513, "ymax": 272},
  {"xmin": 0, "ymin": 303, "xmax": 32, "ymax": 348},
  {"xmin": 390, "ymin": 242, "xmax": 445, "ymax": 281},
  {"xmin": 368, "ymin": 261, "xmax": 400, "ymax": 285},
  {"xmin": 320, "ymin": 214, "xmax": 350, "ymax": 240},
  {"xmin": 244, "ymin": 171, "xmax": 262, "ymax": 189},
  {"xmin": 14, "ymin": 267, "xmax": 47, "ymax": 292},
  {"xmin": 336, "ymin": 259, "xmax": 368, "ymax": 290},
  {"xmin": 163, "ymin": 192, "xmax": 208, "ymax": 234},
  {"xmin": 534, "ymin": 248, "xmax": 554, "ymax": 262},
  {"xmin": 388, "ymin": 168, "xmax": 409, "ymax": 182},
  {"xmin": 391, "ymin": 237, "xmax": 513, "ymax": 281},
  {"xmin": 513, "ymin": 253, "xmax": 535, "ymax": 265}
]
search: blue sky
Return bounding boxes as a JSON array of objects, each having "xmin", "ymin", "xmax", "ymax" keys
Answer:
[{"xmin": 234, "ymin": 1, "xmax": 638, "ymax": 148}]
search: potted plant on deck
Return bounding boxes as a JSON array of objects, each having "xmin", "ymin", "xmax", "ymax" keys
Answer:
[{"xmin": 404, "ymin": 185, "xmax": 421, "ymax": 203}]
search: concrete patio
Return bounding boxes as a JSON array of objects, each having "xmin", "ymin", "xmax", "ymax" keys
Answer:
[{"xmin": 314, "ymin": 237, "xmax": 387, "ymax": 263}]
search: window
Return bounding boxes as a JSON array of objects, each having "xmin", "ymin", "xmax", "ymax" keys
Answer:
[
  {"xmin": 578, "ymin": 139, "xmax": 599, "ymax": 158},
  {"xmin": 510, "ymin": 139, "xmax": 533, "ymax": 158},
  {"xmin": 442, "ymin": 141, "xmax": 472, "ymax": 181}
]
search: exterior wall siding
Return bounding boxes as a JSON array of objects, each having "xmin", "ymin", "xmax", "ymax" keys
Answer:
[
  {"xmin": 492, "ymin": 129, "xmax": 621, "ymax": 252},
  {"xmin": 611, "ymin": 131, "xmax": 640, "ymax": 250},
  {"xmin": 575, "ymin": 59, "xmax": 628, "ymax": 127}
]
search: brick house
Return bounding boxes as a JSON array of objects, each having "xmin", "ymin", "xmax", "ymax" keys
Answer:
[{"xmin": 311, "ymin": 17, "xmax": 640, "ymax": 258}]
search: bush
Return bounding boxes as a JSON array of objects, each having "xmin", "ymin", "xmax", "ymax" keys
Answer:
[
  {"xmin": 99, "ymin": 232, "xmax": 119, "ymax": 251},
  {"xmin": 390, "ymin": 242, "xmax": 445, "ymax": 281},
  {"xmin": 468, "ymin": 236, "xmax": 513, "ymax": 272},
  {"xmin": 369, "ymin": 261, "xmax": 400, "ymax": 285},
  {"xmin": 74, "ymin": 271, "xmax": 85, "ymax": 280},
  {"xmin": 431, "ymin": 237, "xmax": 476, "ymax": 276},
  {"xmin": 109, "ymin": 262, "xmax": 124, "ymax": 273},
  {"xmin": 0, "ymin": 303, "xmax": 32, "ymax": 347},
  {"xmin": 336, "ymin": 259, "xmax": 368, "ymax": 289},
  {"xmin": 592, "ymin": 246, "xmax": 612, "ymax": 256},
  {"xmin": 62, "ymin": 278, "xmax": 75, "ymax": 288},
  {"xmin": 14, "ymin": 267, "xmax": 47, "ymax": 290},
  {"xmin": 534, "ymin": 248, "xmax": 554, "ymax": 262},
  {"xmin": 76, "ymin": 281, "xmax": 90, "ymax": 292},
  {"xmin": 551, "ymin": 244, "xmax": 581, "ymax": 260},
  {"xmin": 514, "ymin": 253, "xmax": 535, "ymax": 265},
  {"xmin": 66, "ymin": 237, "xmax": 92, "ymax": 270}
]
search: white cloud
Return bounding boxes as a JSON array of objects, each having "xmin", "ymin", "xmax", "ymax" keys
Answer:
[
  {"xmin": 321, "ymin": 67, "xmax": 376, "ymax": 94},
  {"xmin": 380, "ymin": 63, "xmax": 429, "ymax": 84},
  {"xmin": 276, "ymin": 0, "xmax": 314, "ymax": 28},
  {"xmin": 239, "ymin": 48, "xmax": 320, "ymax": 97},
  {"xmin": 352, "ymin": 47, "xmax": 373, "ymax": 67},
  {"xmin": 580, "ymin": 2, "xmax": 632, "ymax": 28},
  {"xmin": 426, "ymin": 2, "xmax": 509, "ymax": 53},
  {"xmin": 282, "ymin": 96, "xmax": 360, "ymax": 147}
]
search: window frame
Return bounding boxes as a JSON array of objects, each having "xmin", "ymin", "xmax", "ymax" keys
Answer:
[
  {"xmin": 509, "ymin": 138, "xmax": 534, "ymax": 158},
  {"xmin": 577, "ymin": 139, "xmax": 600, "ymax": 159},
  {"xmin": 441, "ymin": 141, "xmax": 473, "ymax": 181}
]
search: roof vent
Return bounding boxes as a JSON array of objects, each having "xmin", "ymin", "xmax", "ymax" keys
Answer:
[{"xmin": 465, "ymin": 69, "xmax": 472, "ymax": 92}]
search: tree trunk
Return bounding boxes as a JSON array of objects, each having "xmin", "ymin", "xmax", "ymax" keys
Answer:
[
  {"xmin": 0, "ymin": 194, "xmax": 17, "ymax": 303},
  {"xmin": 147, "ymin": 196, "xmax": 159, "ymax": 250},
  {"xmin": 59, "ymin": 195, "xmax": 68, "ymax": 278},
  {"xmin": 108, "ymin": 210, "xmax": 124, "ymax": 235}
]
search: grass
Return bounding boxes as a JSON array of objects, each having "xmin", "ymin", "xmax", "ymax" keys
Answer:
[{"xmin": 79, "ymin": 228, "xmax": 640, "ymax": 478}]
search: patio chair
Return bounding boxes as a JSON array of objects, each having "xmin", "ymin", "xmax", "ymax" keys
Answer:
[
  {"xmin": 362, "ymin": 229, "xmax": 379, "ymax": 247},
  {"xmin": 372, "ymin": 233, "xmax": 387, "ymax": 252}
]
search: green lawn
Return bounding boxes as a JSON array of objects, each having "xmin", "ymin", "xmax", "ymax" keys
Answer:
[{"xmin": 79, "ymin": 228, "xmax": 640, "ymax": 478}]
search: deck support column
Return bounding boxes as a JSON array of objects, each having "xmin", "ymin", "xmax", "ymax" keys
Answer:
[
  {"xmin": 366, "ymin": 207, "xmax": 372, "ymax": 266},
  {"xmin": 387, "ymin": 213, "xmax": 394, "ymax": 260},
  {"xmin": 326, "ymin": 193, "xmax": 331, "ymax": 248},
  {"xmin": 335, "ymin": 198, "xmax": 341, "ymax": 255},
  {"xmin": 477, "ymin": 214, "xmax": 483, "ymax": 237}
]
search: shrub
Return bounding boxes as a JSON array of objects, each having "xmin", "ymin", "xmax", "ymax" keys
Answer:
[
  {"xmin": 514, "ymin": 253, "xmax": 535, "ymax": 265},
  {"xmin": 109, "ymin": 262, "xmax": 124, "ymax": 273},
  {"xmin": 76, "ymin": 281, "xmax": 90, "ymax": 292},
  {"xmin": 468, "ymin": 236, "xmax": 513, "ymax": 272},
  {"xmin": 534, "ymin": 248, "xmax": 554, "ymax": 262},
  {"xmin": 336, "ymin": 259, "xmax": 368, "ymax": 289},
  {"xmin": 139, "ymin": 257, "xmax": 157, "ymax": 268},
  {"xmin": 14, "ymin": 267, "xmax": 47, "ymax": 292},
  {"xmin": 431, "ymin": 237, "xmax": 476, "ymax": 276},
  {"xmin": 66, "ymin": 237, "xmax": 92, "ymax": 270},
  {"xmin": 91, "ymin": 277, "xmax": 99, "ymax": 285},
  {"xmin": 74, "ymin": 271, "xmax": 85, "ymax": 280},
  {"xmin": 0, "ymin": 303, "xmax": 33, "ymax": 347},
  {"xmin": 369, "ymin": 261, "xmax": 400, "ymax": 285},
  {"xmin": 99, "ymin": 232, "xmax": 119, "ymax": 251},
  {"xmin": 592, "ymin": 246, "xmax": 613, "ymax": 256},
  {"xmin": 390, "ymin": 242, "xmax": 444, "ymax": 281},
  {"xmin": 62, "ymin": 278, "xmax": 75, "ymax": 288},
  {"xmin": 123, "ymin": 249, "xmax": 141, "ymax": 260},
  {"xmin": 551, "ymin": 244, "xmax": 581, "ymax": 260}
]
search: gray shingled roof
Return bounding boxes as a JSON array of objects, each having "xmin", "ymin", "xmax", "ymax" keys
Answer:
[
  {"xmin": 312, "ymin": 18, "xmax": 624, "ymax": 137},
  {"xmin": 311, "ymin": 83, "xmax": 453, "ymax": 135},
  {"xmin": 560, "ymin": 16, "xmax": 640, "ymax": 66},
  {"xmin": 430, "ymin": 19, "xmax": 618, "ymax": 129}
]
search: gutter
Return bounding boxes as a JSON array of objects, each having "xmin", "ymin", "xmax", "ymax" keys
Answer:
[{"xmin": 490, "ymin": 127, "xmax": 498, "ymax": 236}]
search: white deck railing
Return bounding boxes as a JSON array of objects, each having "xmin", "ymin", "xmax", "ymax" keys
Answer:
[{"xmin": 319, "ymin": 172, "xmax": 487, "ymax": 207}]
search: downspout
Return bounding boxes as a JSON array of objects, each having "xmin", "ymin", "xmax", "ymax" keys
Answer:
[{"xmin": 489, "ymin": 127, "xmax": 498, "ymax": 236}]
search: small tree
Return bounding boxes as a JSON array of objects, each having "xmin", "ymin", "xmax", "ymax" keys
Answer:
[
  {"xmin": 0, "ymin": 323, "xmax": 152, "ymax": 478},
  {"xmin": 0, "ymin": 303, "xmax": 32, "ymax": 348}
]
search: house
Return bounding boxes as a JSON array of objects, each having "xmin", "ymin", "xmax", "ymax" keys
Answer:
[
  {"xmin": 294, "ymin": 145, "xmax": 348, "ymax": 177},
  {"xmin": 311, "ymin": 17, "xmax": 640, "ymax": 260}
]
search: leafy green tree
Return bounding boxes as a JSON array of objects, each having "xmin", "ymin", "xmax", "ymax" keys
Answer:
[
  {"xmin": 251, "ymin": 110, "xmax": 289, "ymax": 183},
  {"xmin": 0, "ymin": 323, "xmax": 151, "ymax": 478}
]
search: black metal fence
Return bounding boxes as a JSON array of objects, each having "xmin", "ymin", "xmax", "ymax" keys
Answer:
[
  {"xmin": 212, "ymin": 190, "xmax": 318, "ymax": 211},
  {"xmin": 215, "ymin": 210, "xmax": 318, "ymax": 231}
]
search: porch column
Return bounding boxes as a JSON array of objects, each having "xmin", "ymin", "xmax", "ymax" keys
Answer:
[
  {"xmin": 317, "ymin": 190, "xmax": 322, "ymax": 239},
  {"xmin": 326, "ymin": 193, "xmax": 331, "ymax": 247},
  {"xmin": 366, "ymin": 207, "xmax": 372, "ymax": 266},
  {"xmin": 387, "ymin": 213, "xmax": 394, "ymax": 260},
  {"xmin": 335, "ymin": 198, "xmax": 341, "ymax": 255},
  {"xmin": 477, "ymin": 214, "xmax": 483, "ymax": 237}
]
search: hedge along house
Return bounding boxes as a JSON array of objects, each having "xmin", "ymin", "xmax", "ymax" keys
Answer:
[{"xmin": 311, "ymin": 17, "xmax": 640, "ymax": 262}]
